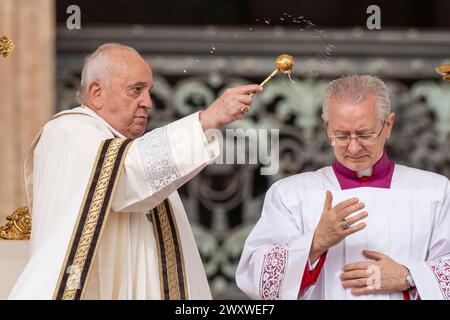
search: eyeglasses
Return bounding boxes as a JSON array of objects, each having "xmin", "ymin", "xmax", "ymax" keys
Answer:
[{"xmin": 326, "ymin": 121, "xmax": 386, "ymax": 147}]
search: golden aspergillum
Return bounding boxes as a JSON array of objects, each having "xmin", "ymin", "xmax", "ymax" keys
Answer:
[{"xmin": 259, "ymin": 54, "xmax": 295, "ymax": 87}]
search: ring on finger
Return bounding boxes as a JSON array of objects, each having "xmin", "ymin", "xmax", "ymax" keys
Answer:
[
  {"xmin": 340, "ymin": 219, "xmax": 350, "ymax": 230},
  {"xmin": 240, "ymin": 105, "xmax": 250, "ymax": 114}
]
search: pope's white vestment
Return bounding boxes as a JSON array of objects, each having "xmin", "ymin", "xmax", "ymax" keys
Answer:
[
  {"xmin": 9, "ymin": 106, "xmax": 219, "ymax": 299},
  {"xmin": 236, "ymin": 166, "xmax": 450, "ymax": 300}
]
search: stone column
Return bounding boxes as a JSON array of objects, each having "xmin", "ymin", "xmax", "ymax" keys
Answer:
[{"xmin": 0, "ymin": 0, "xmax": 54, "ymax": 223}]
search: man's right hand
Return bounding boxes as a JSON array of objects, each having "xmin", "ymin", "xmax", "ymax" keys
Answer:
[
  {"xmin": 199, "ymin": 84, "xmax": 263, "ymax": 131},
  {"xmin": 309, "ymin": 191, "xmax": 367, "ymax": 263}
]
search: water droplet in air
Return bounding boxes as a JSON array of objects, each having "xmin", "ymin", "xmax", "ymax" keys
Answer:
[{"xmin": 287, "ymin": 71, "xmax": 295, "ymax": 84}]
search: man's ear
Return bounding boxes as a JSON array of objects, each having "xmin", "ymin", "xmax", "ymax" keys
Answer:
[
  {"xmin": 385, "ymin": 112, "xmax": 396, "ymax": 139},
  {"xmin": 322, "ymin": 114, "xmax": 330, "ymax": 136},
  {"xmin": 88, "ymin": 81, "xmax": 103, "ymax": 111}
]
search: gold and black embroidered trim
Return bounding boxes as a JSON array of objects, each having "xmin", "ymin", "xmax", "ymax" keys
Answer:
[
  {"xmin": 54, "ymin": 138, "xmax": 131, "ymax": 300},
  {"xmin": 150, "ymin": 199, "xmax": 188, "ymax": 300}
]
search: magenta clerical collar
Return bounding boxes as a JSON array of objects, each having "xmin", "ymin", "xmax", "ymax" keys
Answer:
[{"xmin": 332, "ymin": 151, "xmax": 395, "ymax": 190}]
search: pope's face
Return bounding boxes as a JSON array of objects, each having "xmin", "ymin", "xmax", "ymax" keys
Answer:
[
  {"xmin": 325, "ymin": 93, "xmax": 395, "ymax": 172},
  {"xmin": 100, "ymin": 51, "xmax": 153, "ymax": 139}
]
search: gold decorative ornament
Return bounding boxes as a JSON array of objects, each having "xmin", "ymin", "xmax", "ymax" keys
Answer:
[
  {"xmin": 0, "ymin": 35, "xmax": 15, "ymax": 57},
  {"xmin": 0, "ymin": 206, "xmax": 31, "ymax": 240},
  {"xmin": 436, "ymin": 64, "xmax": 450, "ymax": 81}
]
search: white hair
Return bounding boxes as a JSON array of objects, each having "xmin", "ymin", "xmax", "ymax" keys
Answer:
[
  {"xmin": 76, "ymin": 43, "xmax": 140, "ymax": 104},
  {"xmin": 322, "ymin": 74, "xmax": 391, "ymax": 122}
]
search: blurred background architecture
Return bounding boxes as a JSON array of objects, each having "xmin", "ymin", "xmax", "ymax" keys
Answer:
[{"xmin": 1, "ymin": 0, "xmax": 449, "ymax": 299}]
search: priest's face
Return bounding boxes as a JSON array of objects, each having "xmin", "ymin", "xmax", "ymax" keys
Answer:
[
  {"xmin": 325, "ymin": 93, "xmax": 395, "ymax": 172},
  {"xmin": 98, "ymin": 50, "xmax": 153, "ymax": 139}
]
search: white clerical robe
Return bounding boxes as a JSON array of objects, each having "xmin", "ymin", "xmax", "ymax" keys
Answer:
[
  {"xmin": 9, "ymin": 105, "xmax": 219, "ymax": 299},
  {"xmin": 236, "ymin": 166, "xmax": 450, "ymax": 300}
]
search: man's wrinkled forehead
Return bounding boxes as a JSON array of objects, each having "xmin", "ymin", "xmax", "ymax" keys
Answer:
[
  {"xmin": 109, "ymin": 51, "xmax": 152, "ymax": 86},
  {"xmin": 327, "ymin": 95, "xmax": 380, "ymax": 127}
]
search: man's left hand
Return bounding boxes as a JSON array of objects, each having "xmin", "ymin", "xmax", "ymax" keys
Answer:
[{"xmin": 340, "ymin": 250, "xmax": 409, "ymax": 295}]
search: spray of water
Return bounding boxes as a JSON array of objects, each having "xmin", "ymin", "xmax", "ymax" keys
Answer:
[
  {"xmin": 286, "ymin": 70, "xmax": 295, "ymax": 84},
  {"xmin": 203, "ymin": 13, "xmax": 335, "ymax": 79}
]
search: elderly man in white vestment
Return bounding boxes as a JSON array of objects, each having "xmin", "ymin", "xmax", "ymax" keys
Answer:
[
  {"xmin": 236, "ymin": 75, "xmax": 450, "ymax": 300},
  {"xmin": 9, "ymin": 43, "xmax": 262, "ymax": 300}
]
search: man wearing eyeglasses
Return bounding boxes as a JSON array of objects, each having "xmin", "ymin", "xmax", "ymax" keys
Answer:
[{"xmin": 236, "ymin": 75, "xmax": 450, "ymax": 300}]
